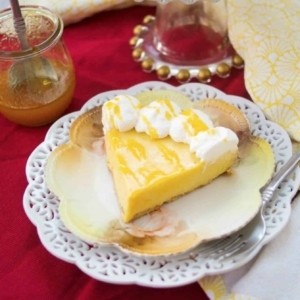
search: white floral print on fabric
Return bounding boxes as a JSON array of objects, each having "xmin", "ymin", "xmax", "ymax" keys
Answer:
[{"xmin": 228, "ymin": 0, "xmax": 300, "ymax": 142}]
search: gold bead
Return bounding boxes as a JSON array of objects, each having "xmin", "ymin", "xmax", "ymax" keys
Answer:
[
  {"xmin": 129, "ymin": 36, "xmax": 139, "ymax": 47},
  {"xmin": 197, "ymin": 68, "xmax": 211, "ymax": 82},
  {"xmin": 141, "ymin": 58, "xmax": 154, "ymax": 72},
  {"xmin": 132, "ymin": 48, "xmax": 143, "ymax": 60},
  {"xmin": 233, "ymin": 54, "xmax": 244, "ymax": 67},
  {"xmin": 216, "ymin": 63, "xmax": 231, "ymax": 77},
  {"xmin": 157, "ymin": 66, "xmax": 170, "ymax": 80},
  {"xmin": 176, "ymin": 69, "xmax": 190, "ymax": 83},
  {"xmin": 133, "ymin": 25, "xmax": 146, "ymax": 36},
  {"xmin": 143, "ymin": 15, "xmax": 155, "ymax": 24}
]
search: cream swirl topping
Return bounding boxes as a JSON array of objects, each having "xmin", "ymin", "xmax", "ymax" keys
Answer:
[
  {"xmin": 190, "ymin": 127, "xmax": 239, "ymax": 161},
  {"xmin": 169, "ymin": 109, "xmax": 214, "ymax": 144},
  {"xmin": 135, "ymin": 100, "xmax": 182, "ymax": 139},
  {"xmin": 102, "ymin": 95, "xmax": 239, "ymax": 162},
  {"xmin": 102, "ymin": 95, "xmax": 141, "ymax": 133}
]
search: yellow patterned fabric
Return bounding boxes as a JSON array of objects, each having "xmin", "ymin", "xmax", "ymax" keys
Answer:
[{"xmin": 228, "ymin": 0, "xmax": 300, "ymax": 142}]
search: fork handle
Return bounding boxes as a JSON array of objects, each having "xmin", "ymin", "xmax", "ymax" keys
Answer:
[{"xmin": 261, "ymin": 150, "xmax": 300, "ymax": 203}]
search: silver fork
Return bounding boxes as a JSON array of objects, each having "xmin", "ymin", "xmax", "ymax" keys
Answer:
[{"xmin": 193, "ymin": 150, "xmax": 300, "ymax": 262}]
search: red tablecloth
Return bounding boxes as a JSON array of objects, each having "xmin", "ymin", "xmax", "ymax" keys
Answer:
[{"xmin": 0, "ymin": 6, "xmax": 251, "ymax": 300}]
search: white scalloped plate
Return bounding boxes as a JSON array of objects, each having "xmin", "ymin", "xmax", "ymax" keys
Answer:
[
  {"xmin": 23, "ymin": 82, "xmax": 300, "ymax": 288},
  {"xmin": 44, "ymin": 102, "xmax": 274, "ymax": 257}
]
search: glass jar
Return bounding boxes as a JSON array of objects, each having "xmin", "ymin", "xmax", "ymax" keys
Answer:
[
  {"xmin": 153, "ymin": 0, "xmax": 230, "ymax": 65},
  {"xmin": 134, "ymin": 0, "xmax": 237, "ymax": 82},
  {"xmin": 0, "ymin": 6, "xmax": 75, "ymax": 126}
]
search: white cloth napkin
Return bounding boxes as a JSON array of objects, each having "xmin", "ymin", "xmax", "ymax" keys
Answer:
[
  {"xmin": 232, "ymin": 197, "xmax": 300, "ymax": 299},
  {"xmin": 199, "ymin": 195, "xmax": 300, "ymax": 300}
]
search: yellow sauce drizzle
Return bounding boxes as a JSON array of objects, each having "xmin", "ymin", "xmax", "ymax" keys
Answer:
[
  {"xmin": 209, "ymin": 128, "xmax": 216, "ymax": 135},
  {"xmin": 125, "ymin": 95, "xmax": 141, "ymax": 109},
  {"xmin": 105, "ymin": 102, "xmax": 116, "ymax": 128},
  {"xmin": 138, "ymin": 164, "xmax": 167, "ymax": 185},
  {"xmin": 142, "ymin": 115, "xmax": 158, "ymax": 139},
  {"xmin": 158, "ymin": 143, "xmax": 185, "ymax": 171},
  {"xmin": 159, "ymin": 99, "xmax": 177, "ymax": 115},
  {"xmin": 113, "ymin": 104, "xmax": 121, "ymax": 119},
  {"xmin": 127, "ymin": 139, "xmax": 147, "ymax": 160},
  {"xmin": 116, "ymin": 153, "xmax": 139, "ymax": 181},
  {"xmin": 165, "ymin": 111, "xmax": 172, "ymax": 120},
  {"xmin": 105, "ymin": 96, "xmax": 142, "ymax": 130},
  {"xmin": 182, "ymin": 109, "xmax": 209, "ymax": 135},
  {"xmin": 110, "ymin": 132, "xmax": 124, "ymax": 148}
]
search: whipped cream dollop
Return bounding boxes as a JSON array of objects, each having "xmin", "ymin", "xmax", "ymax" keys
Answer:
[
  {"xmin": 102, "ymin": 94, "xmax": 239, "ymax": 162},
  {"xmin": 135, "ymin": 100, "xmax": 182, "ymax": 139},
  {"xmin": 102, "ymin": 95, "xmax": 141, "ymax": 133},
  {"xmin": 169, "ymin": 109, "xmax": 214, "ymax": 144},
  {"xmin": 190, "ymin": 127, "xmax": 239, "ymax": 161}
]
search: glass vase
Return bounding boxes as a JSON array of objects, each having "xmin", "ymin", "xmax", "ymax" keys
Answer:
[{"xmin": 131, "ymin": 0, "xmax": 242, "ymax": 82}]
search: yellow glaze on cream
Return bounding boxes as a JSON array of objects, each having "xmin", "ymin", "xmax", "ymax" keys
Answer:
[
  {"xmin": 105, "ymin": 129, "xmax": 237, "ymax": 223},
  {"xmin": 104, "ymin": 95, "xmax": 141, "ymax": 128},
  {"xmin": 140, "ymin": 100, "xmax": 179, "ymax": 139},
  {"xmin": 181, "ymin": 109, "xmax": 210, "ymax": 135}
]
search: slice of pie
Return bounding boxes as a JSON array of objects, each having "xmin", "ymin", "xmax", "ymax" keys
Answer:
[{"xmin": 103, "ymin": 91, "xmax": 242, "ymax": 223}]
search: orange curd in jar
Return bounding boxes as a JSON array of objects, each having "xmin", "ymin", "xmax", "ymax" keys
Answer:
[{"xmin": 0, "ymin": 6, "xmax": 76, "ymax": 126}]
